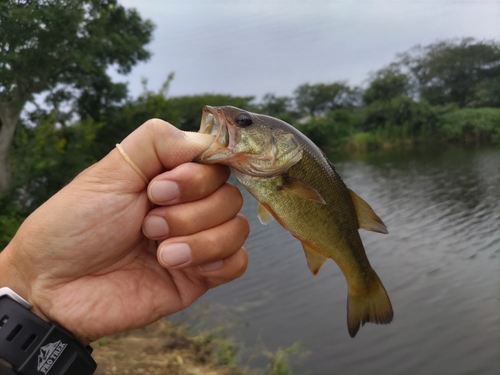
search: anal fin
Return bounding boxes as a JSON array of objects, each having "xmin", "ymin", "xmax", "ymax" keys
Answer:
[
  {"xmin": 348, "ymin": 189, "xmax": 388, "ymax": 234},
  {"xmin": 302, "ymin": 242, "xmax": 327, "ymax": 275}
]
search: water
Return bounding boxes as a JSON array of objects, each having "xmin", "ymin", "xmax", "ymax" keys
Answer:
[{"xmin": 174, "ymin": 146, "xmax": 500, "ymax": 374}]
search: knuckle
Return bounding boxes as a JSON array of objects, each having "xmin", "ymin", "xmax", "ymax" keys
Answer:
[{"xmin": 143, "ymin": 118, "xmax": 168, "ymax": 130}]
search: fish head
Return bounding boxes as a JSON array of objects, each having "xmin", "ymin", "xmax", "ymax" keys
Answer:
[{"xmin": 195, "ymin": 106, "xmax": 303, "ymax": 177}]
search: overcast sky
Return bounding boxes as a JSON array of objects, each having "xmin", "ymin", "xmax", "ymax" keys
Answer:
[{"xmin": 115, "ymin": 0, "xmax": 500, "ymax": 101}]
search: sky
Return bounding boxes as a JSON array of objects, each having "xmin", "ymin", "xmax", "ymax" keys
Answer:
[{"xmin": 114, "ymin": 0, "xmax": 500, "ymax": 101}]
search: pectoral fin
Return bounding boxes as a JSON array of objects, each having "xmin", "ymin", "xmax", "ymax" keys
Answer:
[
  {"xmin": 302, "ymin": 242, "xmax": 328, "ymax": 275},
  {"xmin": 348, "ymin": 189, "xmax": 388, "ymax": 234},
  {"xmin": 282, "ymin": 177, "xmax": 326, "ymax": 204},
  {"xmin": 257, "ymin": 202, "xmax": 274, "ymax": 225}
]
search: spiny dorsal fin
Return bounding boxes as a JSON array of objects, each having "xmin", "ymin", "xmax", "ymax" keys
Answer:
[
  {"xmin": 348, "ymin": 189, "xmax": 388, "ymax": 234},
  {"xmin": 282, "ymin": 177, "xmax": 326, "ymax": 204},
  {"xmin": 302, "ymin": 242, "xmax": 328, "ymax": 275},
  {"xmin": 257, "ymin": 202, "xmax": 274, "ymax": 225}
]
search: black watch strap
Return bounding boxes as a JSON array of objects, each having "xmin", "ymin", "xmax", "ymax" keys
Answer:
[{"xmin": 0, "ymin": 288, "xmax": 96, "ymax": 375}]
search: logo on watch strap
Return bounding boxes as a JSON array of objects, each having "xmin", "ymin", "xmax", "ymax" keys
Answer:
[{"xmin": 37, "ymin": 340, "xmax": 68, "ymax": 374}]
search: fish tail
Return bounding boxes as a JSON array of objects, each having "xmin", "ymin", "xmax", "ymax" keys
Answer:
[{"xmin": 346, "ymin": 269, "xmax": 393, "ymax": 338}]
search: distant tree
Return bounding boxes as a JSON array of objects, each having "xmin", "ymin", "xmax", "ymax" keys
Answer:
[
  {"xmin": 295, "ymin": 109, "xmax": 357, "ymax": 150},
  {"xmin": 397, "ymin": 38, "xmax": 500, "ymax": 108},
  {"xmin": 294, "ymin": 82, "xmax": 360, "ymax": 117},
  {"xmin": 0, "ymin": 0, "xmax": 154, "ymax": 191},
  {"xmin": 363, "ymin": 68, "xmax": 411, "ymax": 105},
  {"xmin": 9, "ymin": 114, "xmax": 101, "ymax": 215},
  {"xmin": 256, "ymin": 93, "xmax": 297, "ymax": 123},
  {"xmin": 360, "ymin": 97, "xmax": 440, "ymax": 137},
  {"xmin": 440, "ymin": 107, "xmax": 500, "ymax": 143}
]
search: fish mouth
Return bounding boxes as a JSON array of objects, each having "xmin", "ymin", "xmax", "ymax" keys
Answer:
[
  {"xmin": 199, "ymin": 106, "xmax": 224, "ymax": 139},
  {"xmin": 195, "ymin": 106, "xmax": 235, "ymax": 163},
  {"xmin": 196, "ymin": 105, "xmax": 303, "ymax": 176}
]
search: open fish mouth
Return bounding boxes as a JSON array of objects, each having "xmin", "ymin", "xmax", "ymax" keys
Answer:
[
  {"xmin": 196, "ymin": 105, "xmax": 303, "ymax": 176},
  {"xmin": 199, "ymin": 106, "xmax": 229, "ymax": 147},
  {"xmin": 195, "ymin": 106, "xmax": 234, "ymax": 163}
]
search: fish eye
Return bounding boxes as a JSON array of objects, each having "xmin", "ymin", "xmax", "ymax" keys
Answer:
[{"xmin": 235, "ymin": 112, "xmax": 253, "ymax": 127}]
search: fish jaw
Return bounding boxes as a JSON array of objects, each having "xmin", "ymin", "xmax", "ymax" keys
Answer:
[
  {"xmin": 195, "ymin": 106, "xmax": 235, "ymax": 163},
  {"xmin": 195, "ymin": 106, "xmax": 303, "ymax": 177}
]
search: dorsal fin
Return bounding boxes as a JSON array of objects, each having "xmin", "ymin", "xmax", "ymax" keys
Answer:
[
  {"xmin": 348, "ymin": 189, "xmax": 388, "ymax": 234},
  {"xmin": 257, "ymin": 202, "xmax": 274, "ymax": 225},
  {"xmin": 281, "ymin": 176, "xmax": 325, "ymax": 204}
]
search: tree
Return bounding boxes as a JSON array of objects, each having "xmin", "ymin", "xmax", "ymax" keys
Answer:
[
  {"xmin": 294, "ymin": 82, "xmax": 360, "ymax": 117},
  {"xmin": 255, "ymin": 93, "xmax": 298, "ymax": 124},
  {"xmin": 397, "ymin": 38, "xmax": 500, "ymax": 108},
  {"xmin": 363, "ymin": 68, "xmax": 411, "ymax": 105},
  {"xmin": 295, "ymin": 109, "xmax": 357, "ymax": 150},
  {"xmin": 9, "ymin": 114, "xmax": 101, "ymax": 215},
  {"xmin": 360, "ymin": 97, "xmax": 440, "ymax": 137},
  {"xmin": 0, "ymin": 0, "xmax": 154, "ymax": 191}
]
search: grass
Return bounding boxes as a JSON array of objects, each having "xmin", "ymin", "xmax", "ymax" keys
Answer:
[{"xmin": 92, "ymin": 319, "xmax": 306, "ymax": 375}]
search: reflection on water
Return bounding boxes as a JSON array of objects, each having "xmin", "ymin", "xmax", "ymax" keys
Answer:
[{"xmin": 174, "ymin": 146, "xmax": 500, "ymax": 374}]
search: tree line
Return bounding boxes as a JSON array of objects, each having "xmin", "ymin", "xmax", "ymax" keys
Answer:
[{"xmin": 1, "ymin": 1, "xmax": 500, "ymax": 247}]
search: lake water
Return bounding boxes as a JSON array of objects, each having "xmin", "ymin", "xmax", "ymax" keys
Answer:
[{"xmin": 173, "ymin": 146, "xmax": 500, "ymax": 374}]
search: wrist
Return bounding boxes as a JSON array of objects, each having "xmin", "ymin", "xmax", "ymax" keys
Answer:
[
  {"xmin": 0, "ymin": 287, "xmax": 97, "ymax": 374},
  {"xmin": 0, "ymin": 243, "xmax": 50, "ymax": 324}
]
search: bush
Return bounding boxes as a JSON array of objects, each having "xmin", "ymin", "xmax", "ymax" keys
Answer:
[
  {"xmin": 294, "ymin": 109, "xmax": 357, "ymax": 150},
  {"xmin": 359, "ymin": 97, "xmax": 441, "ymax": 139},
  {"xmin": 439, "ymin": 107, "xmax": 500, "ymax": 143}
]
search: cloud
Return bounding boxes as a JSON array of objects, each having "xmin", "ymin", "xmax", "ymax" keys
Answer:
[{"xmin": 114, "ymin": 0, "xmax": 500, "ymax": 99}]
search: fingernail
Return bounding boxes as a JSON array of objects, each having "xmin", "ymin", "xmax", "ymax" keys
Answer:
[
  {"xmin": 199, "ymin": 260, "xmax": 224, "ymax": 272},
  {"xmin": 143, "ymin": 216, "xmax": 169, "ymax": 238},
  {"xmin": 150, "ymin": 181, "xmax": 180, "ymax": 203},
  {"xmin": 160, "ymin": 243, "xmax": 191, "ymax": 267}
]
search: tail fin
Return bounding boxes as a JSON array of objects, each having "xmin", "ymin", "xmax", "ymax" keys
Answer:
[{"xmin": 347, "ymin": 270, "xmax": 393, "ymax": 338}]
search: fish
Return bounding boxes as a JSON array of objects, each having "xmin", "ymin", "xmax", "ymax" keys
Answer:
[{"xmin": 194, "ymin": 105, "xmax": 393, "ymax": 337}]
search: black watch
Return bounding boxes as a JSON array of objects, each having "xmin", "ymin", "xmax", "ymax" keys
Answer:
[{"xmin": 0, "ymin": 287, "xmax": 96, "ymax": 375}]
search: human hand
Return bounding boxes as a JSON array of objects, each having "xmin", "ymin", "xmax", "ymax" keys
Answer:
[{"xmin": 0, "ymin": 119, "xmax": 249, "ymax": 345}]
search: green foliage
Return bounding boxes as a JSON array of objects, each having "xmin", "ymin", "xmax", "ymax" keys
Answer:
[
  {"xmin": 0, "ymin": 193, "xmax": 24, "ymax": 249},
  {"xmin": 0, "ymin": 0, "xmax": 154, "ymax": 96},
  {"xmin": 397, "ymin": 38, "xmax": 500, "ymax": 108},
  {"xmin": 360, "ymin": 97, "xmax": 441, "ymax": 137},
  {"xmin": 262, "ymin": 343, "xmax": 306, "ymax": 375},
  {"xmin": 9, "ymin": 115, "xmax": 101, "ymax": 215},
  {"xmin": 256, "ymin": 94, "xmax": 297, "ymax": 123},
  {"xmin": 0, "ymin": 114, "xmax": 101, "ymax": 248},
  {"xmin": 294, "ymin": 82, "xmax": 361, "ymax": 117},
  {"xmin": 0, "ymin": 0, "xmax": 154, "ymax": 192},
  {"xmin": 346, "ymin": 132, "xmax": 379, "ymax": 152},
  {"xmin": 295, "ymin": 109, "xmax": 358, "ymax": 150},
  {"xmin": 363, "ymin": 69, "xmax": 411, "ymax": 105},
  {"xmin": 440, "ymin": 107, "xmax": 500, "ymax": 143}
]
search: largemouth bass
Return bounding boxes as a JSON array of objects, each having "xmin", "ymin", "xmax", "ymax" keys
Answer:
[{"xmin": 195, "ymin": 106, "xmax": 393, "ymax": 337}]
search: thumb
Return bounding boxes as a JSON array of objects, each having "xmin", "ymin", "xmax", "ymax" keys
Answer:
[{"xmin": 97, "ymin": 119, "xmax": 214, "ymax": 188}]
